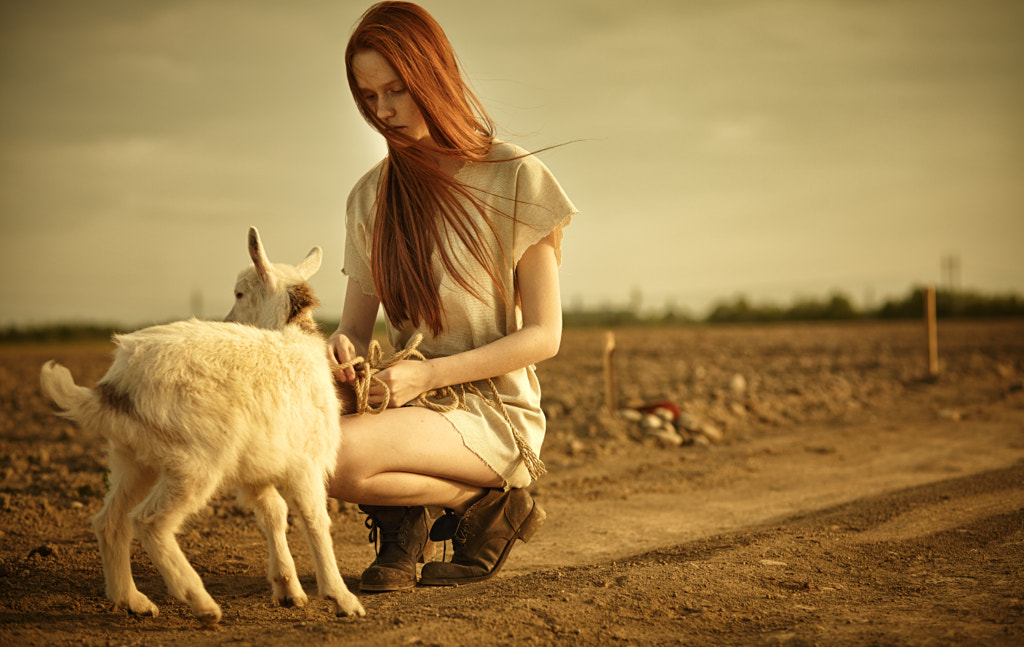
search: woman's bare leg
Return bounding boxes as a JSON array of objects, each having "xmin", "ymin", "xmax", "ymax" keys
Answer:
[{"xmin": 328, "ymin": 407, "xmax": 503, "ymax": 513}]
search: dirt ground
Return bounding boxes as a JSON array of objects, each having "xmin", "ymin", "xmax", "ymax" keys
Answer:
[{"xmin": 1, "ymin": 319, "xmax": 1022, "ymax": 646}]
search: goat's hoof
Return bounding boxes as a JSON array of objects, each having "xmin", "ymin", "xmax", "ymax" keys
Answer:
[
  {"xmin": 276, "ymin": 593, "xmax": 308, "ymax": 609},
  {"xmin": 118, "ymin": 593, "xmax": 160, "ymax": 617},
  {"xmin": 328, "ymin": 594, "xmax": 366, "ymax": 618},
  {"xmin": 195, "ymin": 606, "xmax": 222, "ymax": 627},
  {"xmin": 190, "ymin": 599, "xmax": 222, "ymax": 627},
  {"xmin": 197, "ymin": 612, "xmax": 221, "ymax": 628},
  {"xmin": 272, "ymin": 575, "xmax": 307, "ymax": 608}
]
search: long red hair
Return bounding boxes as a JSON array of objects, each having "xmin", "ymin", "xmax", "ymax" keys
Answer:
[{"xmin": 346, "ymin": 1, "xmax": 510, "ymax": 335}]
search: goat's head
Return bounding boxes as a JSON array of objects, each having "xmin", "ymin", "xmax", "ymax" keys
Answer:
[{"xmin": 225, "ymin": 227, "xmax": 323, "ymax": 333}]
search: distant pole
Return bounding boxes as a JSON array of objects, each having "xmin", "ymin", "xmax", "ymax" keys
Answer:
[
  {"xmin": 603, "ymin": 330, "xmax": 617, "ymax": 414},
  {"xmin": 190, "ymin": 289, "xmax": 204, "ymax": 320},
  {"xmin": 941, "ymin": 253, "xmax": 961, "ymax": 292},
  {"xmin": 924, "ymin": 286, "xmax": 939, "ymax": 378}
]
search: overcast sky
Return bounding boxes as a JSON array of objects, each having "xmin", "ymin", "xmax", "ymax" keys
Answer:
[{"xmin": 1, "ymin": 0, "xmax": 1021, "ymax": 327}]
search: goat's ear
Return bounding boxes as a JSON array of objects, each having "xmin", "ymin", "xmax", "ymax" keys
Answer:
[
  {"xmin": 296, "ymin": 246, "xmax": 323, "ymax": 281},
  {"xmin": 247, "ymin": 227, "xmax": 274, "ymax": 286}
]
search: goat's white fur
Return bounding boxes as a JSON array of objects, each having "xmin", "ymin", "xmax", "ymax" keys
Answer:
[{"xmin": 39, "ymin": 227, "xmax": 364, "ymax": 624}]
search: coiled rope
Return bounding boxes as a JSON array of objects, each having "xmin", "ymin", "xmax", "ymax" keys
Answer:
[{"xmin": 333, "ymin": 333, "xmax": 546, "ymax": 480}]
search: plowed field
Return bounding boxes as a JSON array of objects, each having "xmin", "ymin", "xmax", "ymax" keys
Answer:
[{"xmin": 2, "ymin": 320, "xmax": 1023, "ymax": 646}]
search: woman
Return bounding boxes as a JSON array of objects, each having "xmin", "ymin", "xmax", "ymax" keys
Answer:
[{"xmin": 327, "ymin": 1, "xmax": 576, "ymax": 592}]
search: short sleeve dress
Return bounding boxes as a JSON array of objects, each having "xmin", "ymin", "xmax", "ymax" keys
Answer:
[{"xmin": 342, "ymin": 141, "xmax": 576, "ymax": 489}]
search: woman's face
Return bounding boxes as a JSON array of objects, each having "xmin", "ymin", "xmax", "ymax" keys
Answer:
[{"xmin": 351, "ymin": 49, "xmax": 431, "ymax": 145}]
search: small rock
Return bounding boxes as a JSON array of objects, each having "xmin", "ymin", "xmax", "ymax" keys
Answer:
[
  {"xmin": 618, "ymin": 408, "xmax": 643, "ymax": 422},
  {"xmin": 641, "ymin": 413, "xmax": 664, "ymax": 430},
  {"xmin": 996, "ymin": 363, "xmax": 1016, "ymax": 379},
  {"xmin": 729, "ymin": 374, "xmax": 747, "ymax": 394},
  {"xmin": 652, "ymin": 407, "xmax": 676, "ymax": 423},
  {"xmin": 696, "ymin": 423, "xmax": 724, "ymax": 443},
  {"xmin": 937, "ymin": 409, "xmax": 962, "ymax": 421},
  {"xmin": 692, "ymin": 434, "xmax": 711, "ymax": 447},
  {"xmin": 28, "ymin": 544, "xmax": 59, "ymax": 559},
  {"xmin": 677, "ymin": 412, "xmax": 702, "ymax": 433},
  {"xmin": 647, "ymin": 425, "xmax": 684, "ymax": 447}
]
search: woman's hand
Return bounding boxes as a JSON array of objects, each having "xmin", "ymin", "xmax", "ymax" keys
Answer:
[
  {"xmin": 371, "ymin": 359, "xmax": 436, "ymax": 408},
  {"xmin": 329, "ymin": 277, "xmax": 382, "ymax": 383},
  {"xmin": 327, "ymin": 332, "xmax": 362, "ymax": 383}
]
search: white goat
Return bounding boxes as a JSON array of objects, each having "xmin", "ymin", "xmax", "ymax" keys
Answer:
[{"xmin": 39, "ymin": 227, "xmax": 364, "ymax": 625}]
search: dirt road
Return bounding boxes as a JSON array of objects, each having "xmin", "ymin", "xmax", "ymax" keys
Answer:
[{"xmin": 2, "ymin": 321, "xmax": 1022, "ymax": 645}]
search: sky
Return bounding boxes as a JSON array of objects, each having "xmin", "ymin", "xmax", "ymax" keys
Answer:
[{"xmin": 1, "ymin": 0, "xmax": 1022, "ymax": 327}]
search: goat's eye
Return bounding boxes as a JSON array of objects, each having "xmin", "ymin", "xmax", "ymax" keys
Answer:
[{"xmin": 235, "ymin": 292, "xmax": 244, "ymax": 300}]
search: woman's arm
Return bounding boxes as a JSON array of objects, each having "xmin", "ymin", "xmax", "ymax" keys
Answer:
[
  {"xmin": 378, "ymin": 230, "xmax": 563, "ymax": 406},
  {"xmin": 328, "ymin": 277, "xmax": 381, "ymax": 383}
]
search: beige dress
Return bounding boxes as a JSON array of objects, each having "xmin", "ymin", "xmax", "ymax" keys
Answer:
[{"xmin": 343, "ymin": 141, "xmax": 576, "ymax": 488}]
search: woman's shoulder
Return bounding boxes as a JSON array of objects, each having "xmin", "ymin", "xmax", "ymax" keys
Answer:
[
  {"xmin": 491, "ymin": 140, "xmax": 560, "ymax": 174},
  {"xmin": 471, "ymin": 141, "xmax": 555, "ymax": 184},
  {"xmin": 347, "ymin": 158, "xmax": 387, "ymax": 213},
  {"xmin": 487, "ymin": 140, "xmax": 529, "ymax": 162},
  {"xmin": 349, "ymin": 158, "xmax": 386, "ymax": 198}
]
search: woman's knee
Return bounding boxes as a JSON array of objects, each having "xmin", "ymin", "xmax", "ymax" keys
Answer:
[
  {"xmin": 327, "ymin": 450, "xmax": 376, "ymax": 502},
  {"xmin": 326, "ymin": 471, "xmax": 360, "ymax": 502},
  {"xmin": 329, "ymin": 425, "xmax": 375, "ymax": 501}
]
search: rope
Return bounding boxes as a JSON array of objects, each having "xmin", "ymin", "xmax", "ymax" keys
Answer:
[{"xmin": 333, "ymin": 333, "xmax": 546, "ymax": 480}]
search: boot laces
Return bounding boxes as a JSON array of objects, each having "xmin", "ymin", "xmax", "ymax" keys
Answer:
[
  {"xmin": 363, "ymin": 511, "xmax": 403, "ymax": 556},
  {"xmin": 363, "ymin": 513, "xmax": 380, "ymax": 554}
]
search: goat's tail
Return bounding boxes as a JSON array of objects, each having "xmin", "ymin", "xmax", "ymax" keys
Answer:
[{"xmin": 40, "ymin": 361, "xmax": 99, "ymax": 423}]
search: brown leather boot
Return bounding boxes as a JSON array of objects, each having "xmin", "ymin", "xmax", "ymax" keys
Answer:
[
  {"xmin": 419, "ymin": 488, "xmax": 545, "ymax": 586},
  {"xmin": 359, "ymin": 505, "xmax": 433, "ymax": 591}
]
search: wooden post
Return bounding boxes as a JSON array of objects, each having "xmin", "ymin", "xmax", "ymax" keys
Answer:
[
  {"xmin": 925, "ymin": 285, "xmax": 939, "ymax": 378},
  {"xmin": 603, "ymin": 330, "xmax": 617, "ymax": 414}
]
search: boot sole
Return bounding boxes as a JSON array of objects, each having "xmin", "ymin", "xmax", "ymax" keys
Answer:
[
  {"xmin": 360, "ymin": 549, "xmax": 433, "ymax": 592},
  {"xmin": 359, "ymin": 536, "xmax": 435, "ymax": 592},
  {"xmin": 419, "ymin": 499, "xmax": 547, "ymax": 587},
  {"xmin": 359, "ymin": 580, "xmax": 417, "ymax": 592}
]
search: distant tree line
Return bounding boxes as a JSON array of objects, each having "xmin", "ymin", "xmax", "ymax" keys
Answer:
[
  {"xmin": 0, "ymin": 323, "xmax": 124, "ymax": 344},
  {"xmin": 704, "ymin": 292, "xmax": 857, "ymax": 324},
  {"xmin": 4, "ymin": 286, "xmax": 1022, "ymax": 341},
  {"xmin": 873, "ymin": 287, "xmax": 1024, "ymax": 320},
  {"xmin": 563, "ymin": 286, "xmax": 1024, "ymax": 327}
]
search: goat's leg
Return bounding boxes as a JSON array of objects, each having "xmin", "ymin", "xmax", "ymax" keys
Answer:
[
  {"xmin": 284, "ymin": 470, "xmax": 365, "ymax": 617},
  {"xmin": 93, "ymin": 448, "xmax": 159, "ymax": 616},
  {"xmin": 132, "ymin": 474, "xmax": 223, "ymax": 626},
  {"xmin": 240, "ymin": 484, "xmax": 308, "ymax": 608}
]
